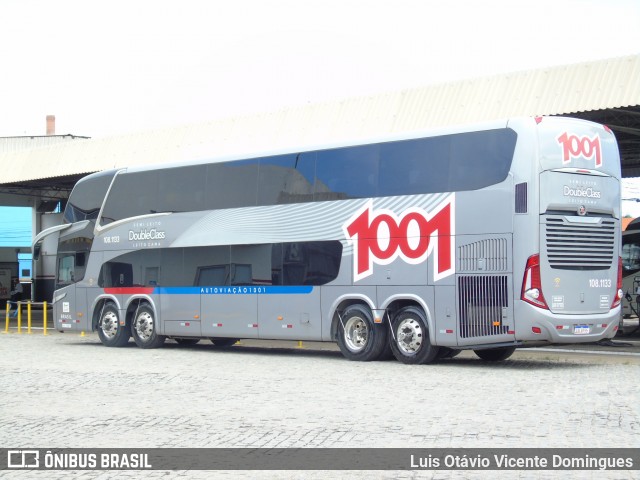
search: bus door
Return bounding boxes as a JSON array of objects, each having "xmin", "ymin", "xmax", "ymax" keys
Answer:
[
  {"xmin": 54, "ymin": 251, "xmax": 85, "ymax": 332},
  {"xmin": 54, "ymin": 223, "xmax": 93, "ymax": 332}
]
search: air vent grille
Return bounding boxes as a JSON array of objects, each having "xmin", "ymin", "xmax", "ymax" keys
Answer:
[
  {"xmin": 458, "ymin": 275, "xmax": 509, "ymax": 338},
  {"xmin": 544, "ymin": 216, "xmax": 616, "ymax": 270}
]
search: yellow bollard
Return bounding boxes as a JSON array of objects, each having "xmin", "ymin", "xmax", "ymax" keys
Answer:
[
  {"xmin": 297, "ymin": 340, "xmax": 304, "ymax": 348},
  {"xmin": 17, "ymin": 301, "xmax": 22, "ymax": 334},
  {"xmin": 80, "ymin": 331, "xmax": 85, "ymax": 337},
  {"xmin": 43, "ymin": 301, "xmax": 48, "ymax": 336},
  {"xmin": 4, "ymin": 302, "xmax": 9, "ymax": 334},
  {"xmin": 27, "ymin": 302, "xmax": 32, "ymax": 334}
]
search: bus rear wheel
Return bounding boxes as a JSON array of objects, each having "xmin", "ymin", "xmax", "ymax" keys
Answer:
[
  {"xmin": 474, "ymin": 347, "xmax": 516, "ymax": 361},
  {"xmin": 336, "ymin": 304, "xmax": 387, "ymax": 361},
  {"xmin": 97, "ymin": 304, "xmax": 130, "ymax": 347},
  {"xmin": 390, "ymin": 307, "xmax": 440, "ymax": 364},
  {"xmin": 131, "ymin": 305, "xmax": 166, "ymax": 349}
]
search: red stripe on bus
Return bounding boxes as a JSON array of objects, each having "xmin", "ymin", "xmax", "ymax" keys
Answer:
[{"xmin": 104, "ymin": 287, "xmax": 155, "ymax": 295}]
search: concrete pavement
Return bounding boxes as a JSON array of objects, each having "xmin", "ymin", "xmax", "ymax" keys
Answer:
[{"xmin": 0, "ymin": 326, "xmax": 638, "ymax": 479}]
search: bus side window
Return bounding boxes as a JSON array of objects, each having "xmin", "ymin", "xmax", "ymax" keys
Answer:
[
  {"xmin": 158, "ymin": 165, "xmax": 206, "ymax": 213},
  {"xmin": 101, "ymin": 171, "xmax": 159, "ymax": 224},
  {"xmin": 448, "ymin": 129, "xmax": 515, "ymax": 190},
  {"xmin": 623, "ymin": 241, "xmax": 640, "ymax": 272},
  {"xmin": 315, "ymin": 145, "xmax": 378, "ymax": 199},
  {"xmin": 100, "ymin": 262, "xmax": 133, "ymax": 287},
  {"xmin": 195, "ymin": 265, "xmax": 229, "ymax": 286},
  {"xmin": 230, "ymin": 264, "xmax": 252, "ymax": 285},
  {"xmin": 379, "ymin": 136, "xmax": 449, "ymax": 196},
  {"xmin": 206, "ymin": 161, "xmax": 259, "ymax": 210},
  {"xmin": 258, "ymin": 154, "xmax": 316, "ymax": 205}
]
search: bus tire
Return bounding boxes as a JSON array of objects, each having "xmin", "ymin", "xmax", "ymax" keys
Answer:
[
  {"xmin": 97, "ymin": 303, "xmax": 130, "ymax": 347},
  {"xmin": 474, "ymin": 346, "xmax": 516, "ymax": 361},
  {"xmin": 209, "ymin": 337, "xmax": 238, "ymax": 347},
  {"xmin": 336, "ymin": 304, "xmax": 387, "ymax": 361},
  {"xmin": 378, "ymin": 341, "xmax": 395, "ymax": 361},
  {"xmin": 390, "ymin": 307, "xmax": 440, "ymax": 364},
  {"xmin": 131, "ymin": 305, "xmax": 166, "ymax": 349}
]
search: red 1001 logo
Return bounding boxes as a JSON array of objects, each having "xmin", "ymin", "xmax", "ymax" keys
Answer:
[
  {"xmin": 343, "ymin": 195, "xmax": 455, "ymax": 282},
  {"xmin": 557, "ymin": 132, "xmax": 602, "ymax": 168}
]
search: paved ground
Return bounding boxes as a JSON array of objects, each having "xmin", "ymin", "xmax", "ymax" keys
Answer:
[{"xmin": 0, "ymin": 318, "xmax": 639, "ymax": 479}]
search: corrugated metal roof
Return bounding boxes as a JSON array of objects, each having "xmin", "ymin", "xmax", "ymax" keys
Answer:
[
  {"xmin": 1, "ymin": 54, "xmax": 638, "ymax": 185},
  {"xmin": 0, "ymin": 135, "xmax": 89, "ymax": 154}
]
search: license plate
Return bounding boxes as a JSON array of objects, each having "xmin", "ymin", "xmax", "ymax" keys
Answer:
[{"xmin": 574, "ymin": 325, "xmax": 590, "ymax": 335}]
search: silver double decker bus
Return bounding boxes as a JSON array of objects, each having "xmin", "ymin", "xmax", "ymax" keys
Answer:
[{"xmin": 44, "ymin": 116, "xmax": 622, "ymax": 363}]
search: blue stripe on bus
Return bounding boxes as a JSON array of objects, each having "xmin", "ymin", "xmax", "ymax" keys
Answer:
[{"xmin": 154, "ymin": 286, "xmax": 314, "ymax": 295}]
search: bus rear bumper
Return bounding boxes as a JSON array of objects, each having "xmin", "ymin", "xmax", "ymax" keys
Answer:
[{"xmin": 515, "ymin": 304, "xmax": 620, "ymax": 344}]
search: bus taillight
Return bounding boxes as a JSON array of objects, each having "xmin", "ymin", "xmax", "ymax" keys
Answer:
[
  {"xmin": 612, "ymin": 256, "xmax": 623, "ymax": 309},
  {"xmin": 521, "ymin": 254, "xmax": 548, "ymax": 309}
]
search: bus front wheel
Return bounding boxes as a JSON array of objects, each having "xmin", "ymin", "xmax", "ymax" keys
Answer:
[
  {"xmin": 390, "ymin": 307, "xmax": 440, "ymax": 364},
  {"xmin": 336, "ymin": 304, "xmax": 387, "ymax": 361},
  {"xmin": 131, "ymin": 305, "xmax": 166, "ymax": 349},
  {"xmin": 97, "ymin": 303, "xmax": 130, "ymax": 347}
]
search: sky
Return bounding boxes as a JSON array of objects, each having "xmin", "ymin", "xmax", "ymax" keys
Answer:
[
  {"xmin": 1, "ymin": 0, "xmax": 638, "ymax": 138},
  {"xmin": 0, "ymin": 0, "xmax": 639, "ymax": 215}
]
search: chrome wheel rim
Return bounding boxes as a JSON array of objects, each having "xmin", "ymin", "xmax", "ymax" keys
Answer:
[
  {"xmin": 135, "ymin": 311, "xmax": 154, "ymax": 341},
  {"xmin": 343, "ymin": 315, "xmax": 369, "ymax": 352},
  {"xmin": 100, "ymin": 311, "xmax": 118, "ymax": 339},
  {"xmin": 396, "ymin": 317, "xmax": 423, "ymax": 355}
]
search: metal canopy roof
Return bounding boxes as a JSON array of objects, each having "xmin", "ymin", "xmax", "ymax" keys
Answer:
[
  {"xmin": 559, "ymin": 107, "xmax": 640, "ymax": 176},
  {"xmin": 1, "ymin": 54, "xmax": 639, "ymax": 202}
]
